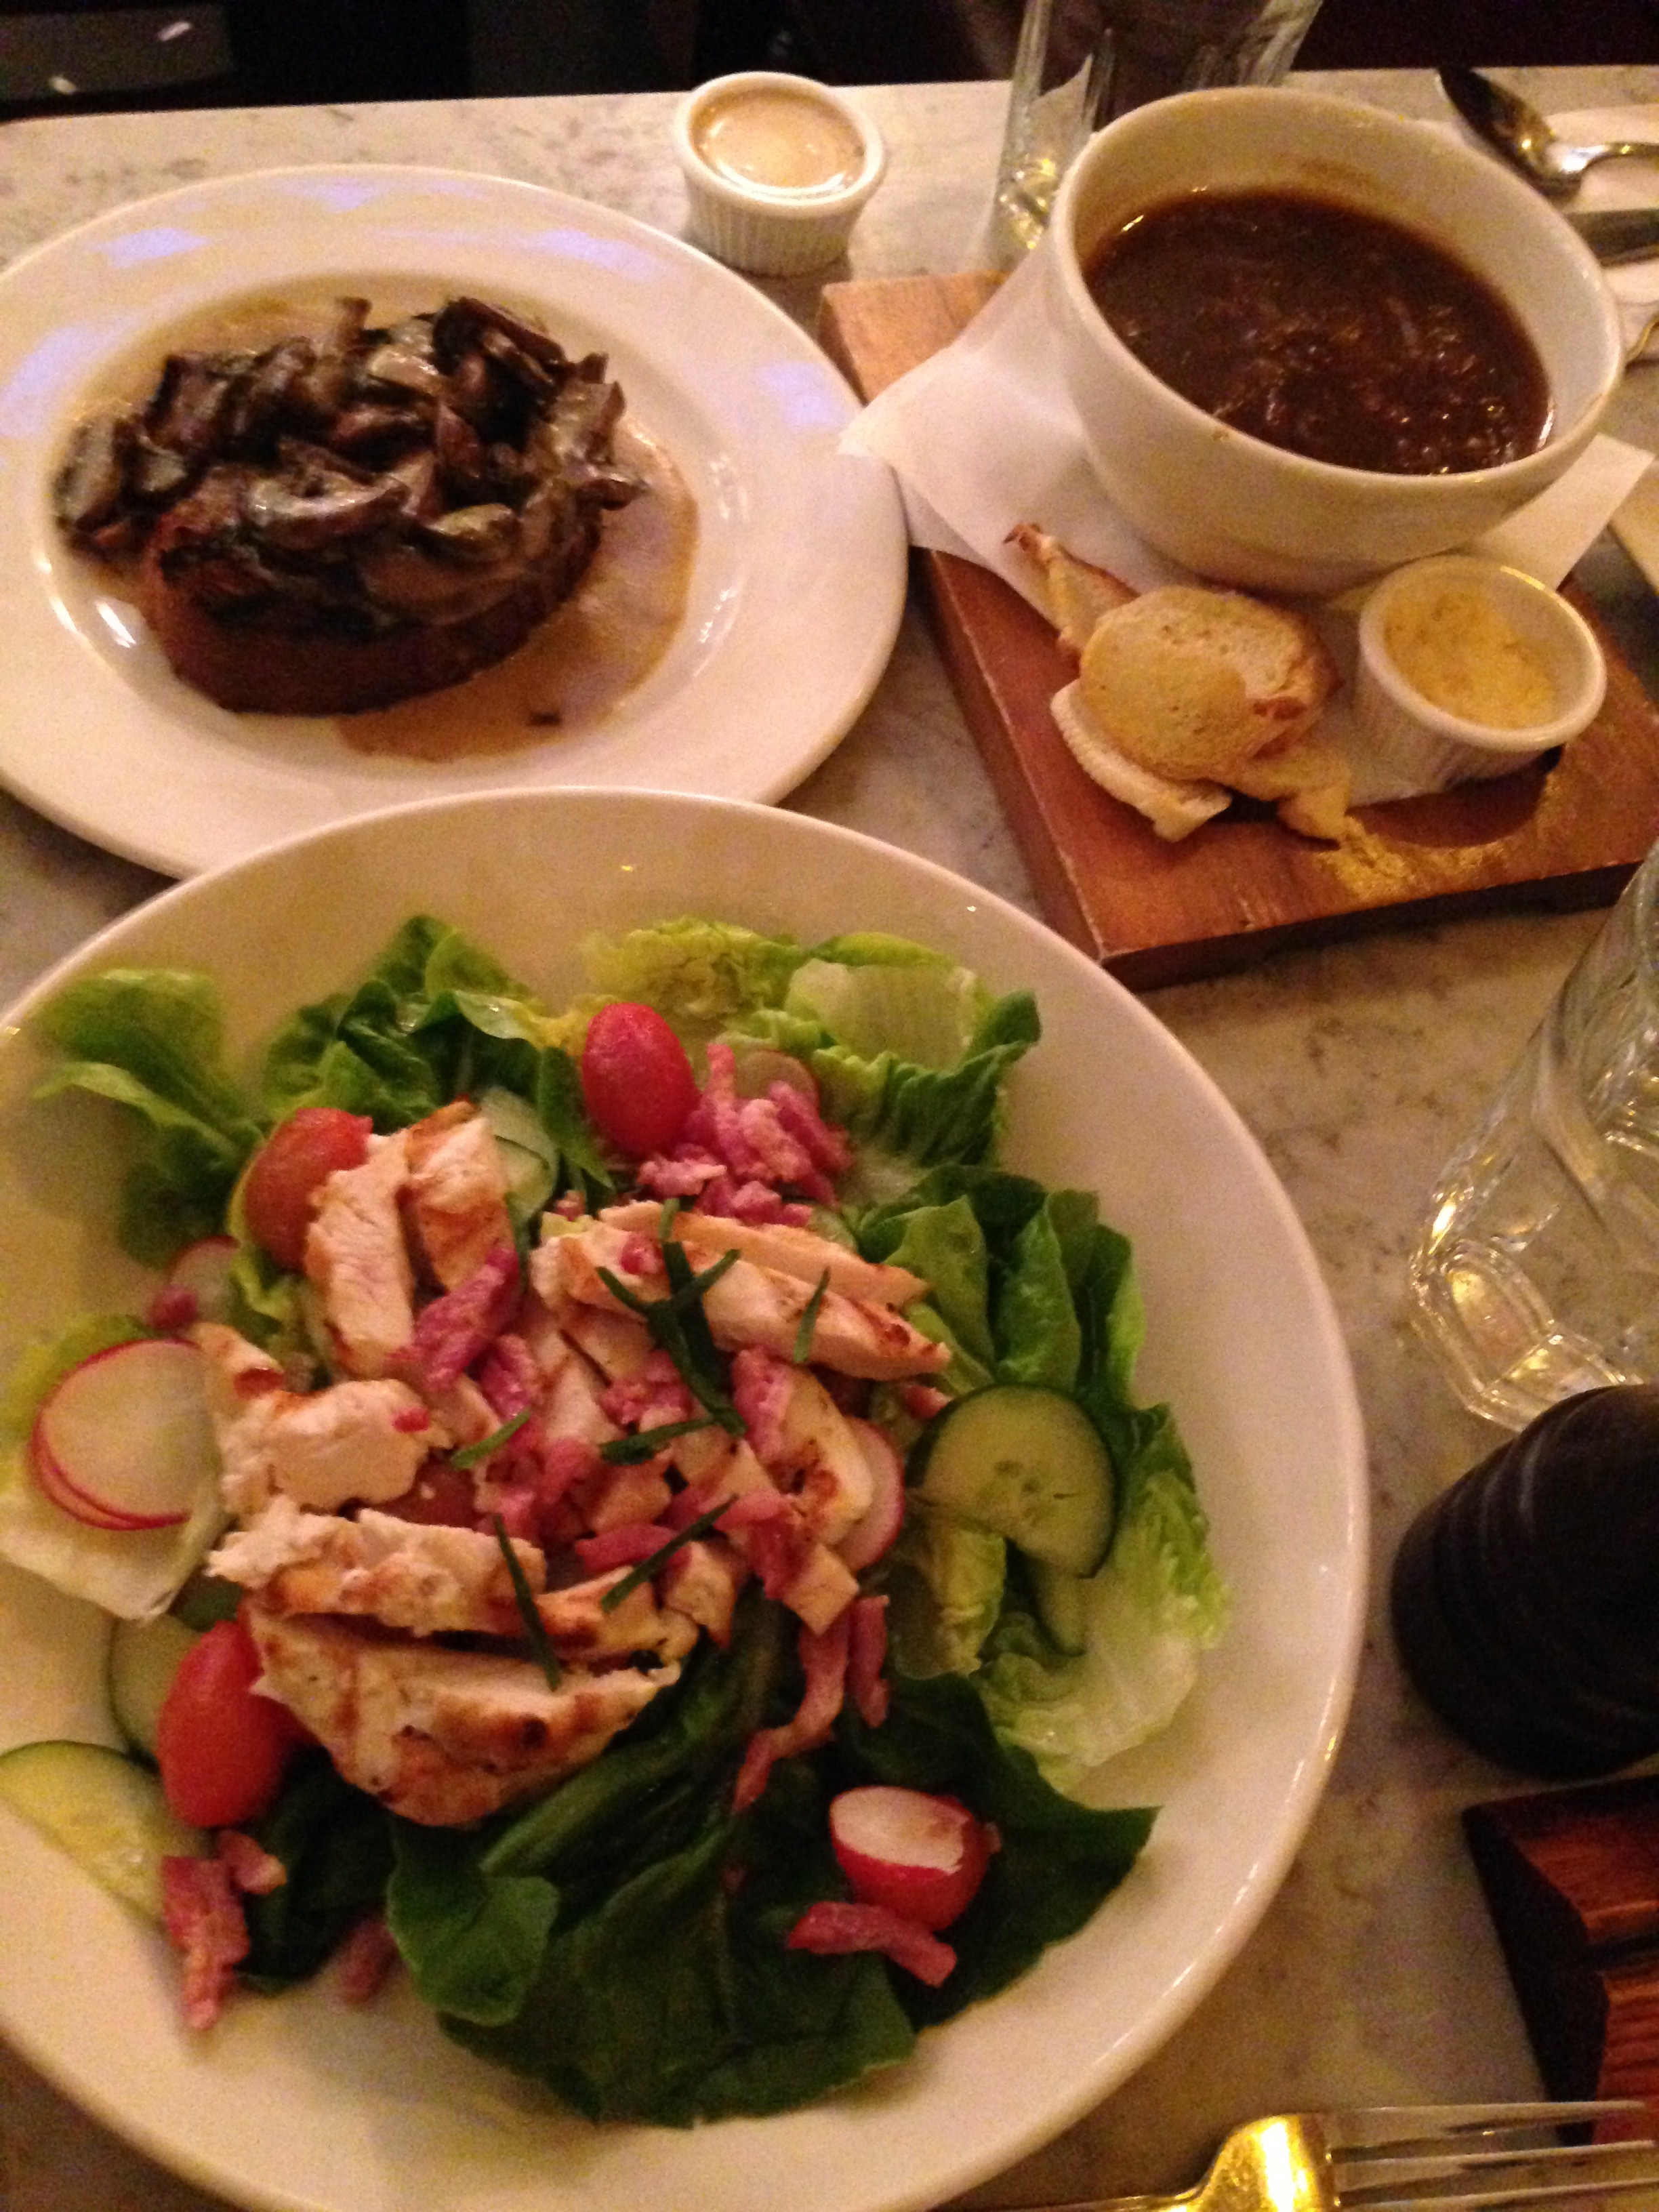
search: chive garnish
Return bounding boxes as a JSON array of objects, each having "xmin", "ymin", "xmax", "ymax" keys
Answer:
[
  {"xmin": 598, "ymin": 1415, "xmax": 718, "ymax": 1465},
  {"xmin": 598, "ymin": 1495, "xmax": 737, "ymax": 1612},
  {"xmin": 792, "ymin": 1268, "xmax": 831, "ymax": 1364},
  {"xmin": 450, "ymin": 1407, "xmax": 532, "ymax": 1468},
  {"xmin": 598, "ymin": 1255, "xmax": 745, "ymax": 1435},
  {"xmin": 491, "ymin": 1515, "xmax": 562, "ymax": 1689}
]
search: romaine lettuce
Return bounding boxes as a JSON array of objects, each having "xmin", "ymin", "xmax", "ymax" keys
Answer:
[{"xmin": 857, "ymin": 1166, "xmax": 1226, "ymax": 1788}]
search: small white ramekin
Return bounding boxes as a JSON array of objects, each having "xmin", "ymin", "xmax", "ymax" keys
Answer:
[
  {"xmin": 672, "ymin": 71, "xmax": 886, "ymax": 278},
  {"xmin": 1353, "ymin": 554, "xmax": 1607, "ymax": 788}
]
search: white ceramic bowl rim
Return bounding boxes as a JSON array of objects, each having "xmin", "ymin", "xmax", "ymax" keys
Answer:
[
  {"xmin": 0, "ymin": 784, "xmax": 1368, "ymax": 2212},
  {"xmin": 1048, "ymin": 85, "xmax": 1624, "ymax": 497},
  {"xmin": 672, "ymin": 70, "xmax": 887, "ymax": 213},
  {"xmin": 1357, "ymin": 554, "xmax": 1607, "ymax": 753}
]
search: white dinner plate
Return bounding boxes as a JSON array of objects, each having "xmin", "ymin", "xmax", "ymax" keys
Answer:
[
  {"xmin": 0, "ymin": 789, "xmax": 1368, "ymax": 2212},
  {"xmin": 0, "ymin": 168, "xmax": 905, "ymax": 877}
]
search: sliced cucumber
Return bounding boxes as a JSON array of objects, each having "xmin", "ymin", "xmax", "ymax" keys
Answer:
[
  {"xmin": 1028, "ymin": 1558, "xmax": 1090, "ymax": 1656},
  {"xmin": 911, "ymin": 1383, "xmax": 1115, "ymax": 1577},
  {"xmin": 0, "ymin": 1739, "xmax": 206, "ymax": 1921},
  {"xmin": 108, "ymin": 1612, "xmax": 199, "ymax": 1759}
]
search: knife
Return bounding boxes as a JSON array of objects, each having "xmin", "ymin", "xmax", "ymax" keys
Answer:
[{"xmin": 1566, "ymin": 207, "xmax": 1659, "ymax": 264}]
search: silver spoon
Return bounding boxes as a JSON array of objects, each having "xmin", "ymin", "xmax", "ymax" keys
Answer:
[{"xmin": 1440, "ymin": 66, "xmax": 1659, "ymax": 199}]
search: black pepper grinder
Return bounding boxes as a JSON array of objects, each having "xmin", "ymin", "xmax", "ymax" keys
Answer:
[{"xmin": 1391, "ymin": 1383, "xmax": 1659, "ymax": 1779}]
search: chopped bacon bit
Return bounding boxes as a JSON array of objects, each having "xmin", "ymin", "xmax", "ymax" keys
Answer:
[
  {"xmin": 742, "ymin": 1511, "xmax": 814, "ymax": 1601},
  {"xmin": 712, "ymin": 1488, "xmax": 788, "ymax": 1528},
  {"xmin": 786, "ymin": 1900, "xmax": 956, "ymax": 1986},
  {"xmin": 489, "ymin": 1480, "xmax": 539, "ymax": 1540},
  {"xmin": 399, "ymin": 1242, "xmax": 520, "ymax": 1394},
  {"xmin": 390, "ymin": 1404, "xmax": 432, "ymax": 1435},
  {"xmin": 600, "ymin": 1364, "xmax": 695, "ymax": 1431},
  {"xmin": 697, "ymin": 1175, "xmax": 813, "ymax": 1226},
  {"xmin": 733, "ymin": 1609, "xmax": 852, "ymax": 1813},
  {"xmin": 161, "ymin": 1855, "xmax": 251, "ymax": 2029},
  {"xmin": 146, "ymin": 1284, "xmax": 199, "ymax": 1332},
  {"xmin": 575, "ymin": 1521, "xmax": 674, "ymax": 1572},
  {"xmin": 476, "ymin": 1332, "xmax": 542, "ymax": 1421},
  {"xmin": 901, "ymin": 1382, "xmax": 952, "ymax": 1423},
  {"xmin": 232, "ymin": 1366, "xmax": 285, "ymax": 1400},
  {"xmin": 731, "ymin": 1345, "xmax": 794, "ymax": 1464},
  {"xmin": 768, "ymin": 1082, "xmax": 854, "ymax": 1177},
  {"xmin": 550, "ymin": 1190, "xmax": 587, "ymax": 1220},
  {"xmin": 617, "ymin": 1233, "xmax": 661, "ymax": 1277},
  {"xmin": 635, "ymin": 1153, "xmax": 722, "ymax": 1200},
  {"xmin": 847, "ymin": 1595, "xmax": 890, "ymax": 1729},
  {"xmin": 539, "ymin": 1433, "xmax": 602, "ymax": 1502},
  {"xmin": 334, "ymin": 1912, "xmax": 400, "ymax": 2004},
  {"xmin": 217, "ymin": 1828, "xmax": 287, "ymax": 1895}
]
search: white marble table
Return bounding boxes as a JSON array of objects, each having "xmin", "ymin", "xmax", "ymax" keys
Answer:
[{"xmin": 3, "ymin": 64, "xmax": 1658, "ymax": 2212}]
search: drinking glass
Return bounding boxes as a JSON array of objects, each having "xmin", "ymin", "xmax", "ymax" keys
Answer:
[
  {"xmin": 989, "ymin": 0, "xmax": 1326, "ymax": 255},
  {"xmin": 1408, "ymin": 838, "xmax": 1659, "ymax": 1430}
]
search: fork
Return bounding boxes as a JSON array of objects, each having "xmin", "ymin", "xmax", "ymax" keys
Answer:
[{"xmin": 989, "ymin": 2101, "xmax": 1659, "ymax": 2212}]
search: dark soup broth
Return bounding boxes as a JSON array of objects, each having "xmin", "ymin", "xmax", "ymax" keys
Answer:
[{"xmin": 1084, "ymin": 190, "xmax": 1551, "ymax": 476}]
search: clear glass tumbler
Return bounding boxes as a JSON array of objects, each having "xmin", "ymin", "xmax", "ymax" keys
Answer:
[
  {"xmin": 1408, "ymin": 840, "xmax": 1659, "ymax": 1431},
  {"xmin": 989, "ymin": 0, "xmax": 1326, "ymax": 255}
]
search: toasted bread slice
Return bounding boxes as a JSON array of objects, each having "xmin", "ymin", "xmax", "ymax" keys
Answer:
[
  {"xmin": 1050, "ymin": 682, "xmax": 1232, "ymax": 843},
  {"xmin": 1077, "ymin": 585, "xmax": 1337, "ymax": 782},
  {"xmin": 1008, "ymin": 524, "xmax": 1136, "ymax": 660}
]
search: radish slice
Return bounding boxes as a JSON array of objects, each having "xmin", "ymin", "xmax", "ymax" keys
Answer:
[
  {"xmin": 829, "ymin": 1786, "xmax": 994, "ymax": 1931},
  {"xmin": 836, "ymin": 1420, "xmax": 907, "ymax": 1572},
  {"xmin": 150, "ymin": 1237, "xmax": 239, "ymax": 1330},
  {"xmin": 28, "ymin": 1436, "xmax": 150, "ymax": 1530},
  {"xmin": 32, "ymin": 1340, "xmax": 219, "ymax": 1532}
]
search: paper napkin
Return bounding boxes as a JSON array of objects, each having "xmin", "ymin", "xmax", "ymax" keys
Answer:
[{"xmin": 842, "ymin": 228, "xmax": 1655, "ymax": 804}]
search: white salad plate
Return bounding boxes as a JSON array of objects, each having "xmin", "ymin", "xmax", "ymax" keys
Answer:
[
  {"xmin": 0, "ymin": 790, "xmax": 1368, "ymax": 2212},
  {"xmin": 0, "ymin": 167, "xmax": 905, "ymax": 878}
]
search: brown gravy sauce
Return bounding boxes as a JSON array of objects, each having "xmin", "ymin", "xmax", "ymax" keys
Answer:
[
  {"xmin": 341, "ymin": 419, "xmax": 695, "ymax": 760},
  {"xmin": 73, "ymin": 287, "xmax": 697, "ymax": 761},
  {"xmin": 1085, "ymin": 191, "xmax": 1551, "ymax": 476}
]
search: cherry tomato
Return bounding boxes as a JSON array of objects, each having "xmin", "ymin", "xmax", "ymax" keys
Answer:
[
  {"xmin": 155, "ymin": 1614, "xmax": 305, "ymax": 1828},
  {"xmin": 243, "ymin": 1107, "xmax": 373, "ymax": 1270},
  {"xmin": 579, "ymin": 1002, "xmax": 699, "ymax": 1158}
]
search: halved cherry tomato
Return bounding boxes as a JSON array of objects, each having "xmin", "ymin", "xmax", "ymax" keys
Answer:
[
  {"xmin": 155, "ymin": 1614, "xmax": 306, "ymax": 1828},
  {"xmin": 243, "ymin": 1107, "xmax": 373, "ymax": 1270},
  {"xmin": 579, "ymin": 1002, "xmax": 698, "ymax": 1158}
]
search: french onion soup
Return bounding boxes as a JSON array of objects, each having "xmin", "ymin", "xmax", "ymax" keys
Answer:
[{"xmin": 1084, "ymin": 190, "xmax": 1551, "ymax": 476}]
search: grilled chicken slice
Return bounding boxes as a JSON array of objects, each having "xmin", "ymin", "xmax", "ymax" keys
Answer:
[
  {"xmin": 405, "ymin": 1103, "xmax": 514, "ymax": 1290},
  {"xmin": 533, "ymin": 1219, "xmax": 949, "ymax": 1382},
  {"xmin": 247, "ymin": 1604, "xmax": 677, "ymax": 1826},
  {"xmin": 211, "ymin": 1499, "xmax": 545, "ymax": 1637},
  {"xmin": 304, "ymin": 1129, "xmax": 416, "ymax": 1376},
  {"xmin": 598, "ymin": 1202, "xmax": 930, "ymax": 1309},
  {"xmin": 193, "ymin": 1322, "xmax": 443, "ymax": 1515}
]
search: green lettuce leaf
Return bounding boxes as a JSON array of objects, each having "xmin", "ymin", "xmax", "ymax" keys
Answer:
[
  {"xmin": 260, "ymin": 918, "xmax": 613, "ymax": 1208},
  {"xmin": 387, "ymin": 1823, "xmax": 558, "ymax": 2026},
  {"xmin": 240, "ymin": 1759, "xmax": 395, "ymax": 1989},
  {"xmin": 860, "ymin": 1168, "xmax": 1225, "ymax": 1786},
  {"xmin": 33, "ymin": 970, "xmax": 262, "ymax": 1265},
  {"xmin": 580, "ymin": 918, "xmax": 807, "ymax": 1030},
  {"xmin": 883, "ymin": 1501, "xmax": 1006, "ymax": 1675}
]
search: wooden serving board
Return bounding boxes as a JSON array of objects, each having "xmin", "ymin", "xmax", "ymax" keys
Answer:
[
  {"xmin": 818, "ymin": 274, "xmax": 1659, "ymax": 989},
  {"xmin": 1466, "ymin": 1776, "xmax": 1659, "ymax": 2135}
]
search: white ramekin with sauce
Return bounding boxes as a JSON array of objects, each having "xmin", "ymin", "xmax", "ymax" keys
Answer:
[
  {"xmin": 1354, "ymin": 554, "xmax": 1607, "ymax": 787},
  {"xmin": 673, "ymin": 71, "xmax": 886, "ymax": 276}
]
